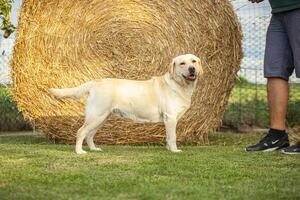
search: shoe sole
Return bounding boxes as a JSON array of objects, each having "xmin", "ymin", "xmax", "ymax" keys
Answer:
[
  {"xmin": 245, "ymin": 144, "xmax": 290, "ymax": 154},
  {"xmin": 281, "ymin": 151, "xmax": 300, "ymax": 155},
  {"xmin": 263, "ymin": 147, "xmax": 280, "ymax": 152},
  {"xmin": 245, "ymin": 145, "xmax": 288, "ymax": 152}
]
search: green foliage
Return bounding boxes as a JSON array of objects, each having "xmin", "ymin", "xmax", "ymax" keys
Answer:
[
  {"xmin": 224, "ymin": 78, "xmax": 300, "ymax": 129},
  {"xmin": 0, "ymin": 133, "xmax": 299, "ymax": 200},
  {"xmin": 224, "ymin": 98, "xmax": 300, "ymax": 130},
  {"xmin": 235, "ymin": 76, "xmax": 252, "ymax": 87},
  {"xmin": 224, "ymin": 99, "xmax": 269, "ymax": 129},
  {"xmin": 0, "ymin": 86, "xmax": 31, "ymax": 131},
  {"xmin": 287, "ymin": 100, "xmax": 300, "ymax": 127},
  {"xmin": 0, "ymin": 0, "xmax": 15, "ymax": 38}
]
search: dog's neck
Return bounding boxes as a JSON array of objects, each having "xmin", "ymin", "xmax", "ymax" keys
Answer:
[{"xmin": 163, "ymin": 73, "xmax": 196, "ymax": 101}]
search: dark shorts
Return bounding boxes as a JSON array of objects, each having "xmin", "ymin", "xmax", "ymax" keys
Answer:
[{"xmin": 264, "ymin": 8, "xmax": 300, "ymax": 80}]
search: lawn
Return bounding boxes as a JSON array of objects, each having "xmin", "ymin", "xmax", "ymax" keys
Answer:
[{"xmin": 0, "ymin": 132, "xmax": 299, "ymax": 200}]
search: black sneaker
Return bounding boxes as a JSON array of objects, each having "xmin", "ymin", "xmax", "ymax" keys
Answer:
[
  {"xmin": 281, "ymin": 141, "xmax": 300, "ymax": 155},
  {"xmin": 246, "ymin": 129, "xmax": 290, "ymax": 152}
]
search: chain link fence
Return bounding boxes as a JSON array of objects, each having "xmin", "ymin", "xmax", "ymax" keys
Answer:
[{"xmin": 224, "ymin": 0, "xmax": 300, "ymax": 130}]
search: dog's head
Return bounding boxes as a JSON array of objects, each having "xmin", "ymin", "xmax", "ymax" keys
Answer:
[{"xmin": 169, "ymin": 54, "xmax": 203, "ymax": 85}]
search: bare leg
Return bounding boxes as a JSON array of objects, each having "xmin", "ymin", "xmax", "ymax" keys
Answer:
[
  {"xmin": 164, "ymin": 118, "xmax": 181, "ymax": 152},
  {"xmin": 267, "ymin": 78, "xmax": 289, "ymax": 130}
]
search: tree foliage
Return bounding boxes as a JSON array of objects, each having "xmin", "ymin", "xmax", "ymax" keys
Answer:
[{"xmin": 0, "ymin": 0, "xmax": 15, "ymax": 38}]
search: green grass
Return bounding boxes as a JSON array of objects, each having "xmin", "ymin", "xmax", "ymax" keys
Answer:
[{"xmin": 0, "ymin": 133, "xmax": 299, "ymax": 200}]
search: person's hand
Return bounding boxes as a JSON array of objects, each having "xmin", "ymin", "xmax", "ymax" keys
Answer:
[{"xmin": 248, "ymin": 0, "xmax": 264, "ymax": 3}]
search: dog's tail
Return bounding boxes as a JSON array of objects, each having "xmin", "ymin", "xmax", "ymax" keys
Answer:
[{"xmin": 49, "ymin": 81, "xmax": 94, "ymax": 100}]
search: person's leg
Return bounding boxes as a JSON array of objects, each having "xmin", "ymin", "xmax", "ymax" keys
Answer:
[
  {"xmin": 246, "ymin": 77, "xmax": 290, "ymax": 152},
  {"xmin": 246, "ymin": 13, "xmax": 291, "ymax": 152},
  {"xmin": 280, "ymin": 9, "xmax": 300, "ymax": 154},
  {"xmin": 267, "ymin": 78, "xmax": 289, "ymax": 131},
  {"xmin": 248, "ymin": 9, "xmax": 300, "ymax": 153},
  {"xmin": 284, "ymin": 9, "xmax": 300, "ymax": 79}
]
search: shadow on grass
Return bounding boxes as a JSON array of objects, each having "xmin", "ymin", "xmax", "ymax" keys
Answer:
[
  {"xmin": 0, "ymin": 131, "xmax": 266, "ymax": 148},
  {"xmin": 0, "ymin": 133, "xmax": 77, "ymax": 154},
  {"xmin": 0, "ymin": 134, "xmax": 48, "ymax": 144}
]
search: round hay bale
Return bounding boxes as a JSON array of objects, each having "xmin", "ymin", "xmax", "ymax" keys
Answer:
[{"xmin": 12, "ymin": 0, "xmax": 242, "ymax": 144}]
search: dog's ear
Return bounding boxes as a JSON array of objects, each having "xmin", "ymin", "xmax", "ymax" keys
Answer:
[{"xmin": 169, "ymin": 59, "xmax": 176, "ymax": 78}]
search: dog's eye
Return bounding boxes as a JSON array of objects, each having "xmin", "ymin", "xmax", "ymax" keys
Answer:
[
  {"xmin": 192, "ymin": 60, "xmax": 197, "ymax": 63},
  {"xmin": 180, "ymin": 62, "xmax": 186, "ymax": 65}
]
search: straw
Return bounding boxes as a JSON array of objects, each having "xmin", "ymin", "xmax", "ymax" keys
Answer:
[{"xmin": 11, "ymin": 0, "xmax": 243, "ymax": 144}]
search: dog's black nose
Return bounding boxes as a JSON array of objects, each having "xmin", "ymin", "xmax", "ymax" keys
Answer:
[{"xmin": 188, "ymin": 66, "xmax": 195, "ymax": 74}]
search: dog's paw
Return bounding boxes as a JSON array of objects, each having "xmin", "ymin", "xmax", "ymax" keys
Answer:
[
  {"xmin": 90, "ymin": 147, "xmax": 102, "ymax": 151},
  {"xmin": 166, "ymin": 144, "xmax": 182, "ymax": 153},
  {"xmin": 170, "ymin": 149, "xmax": 182, "ymax": 153},
  {"xmin": 76, "ymin": 150, "xmax": 87, "ymax": 155}
]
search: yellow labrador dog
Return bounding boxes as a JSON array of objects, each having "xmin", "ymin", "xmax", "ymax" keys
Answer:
[{"xmin": 49, "ymin": 54, "xmax": 203, "ymax": 154}]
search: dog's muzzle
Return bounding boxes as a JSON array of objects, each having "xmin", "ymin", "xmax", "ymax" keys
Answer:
[
  {"xmin": 182, "ymin": 66, "xmax": 197, "ymax": 81},
  {"xmin": 182, "ymin": 74, "xmax": 197, "ymax": 81}
]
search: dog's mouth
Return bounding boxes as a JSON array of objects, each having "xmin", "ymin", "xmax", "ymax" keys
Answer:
[{"xmin": 182, "ymin": 73, "xmax": 197, "ymax": 81}]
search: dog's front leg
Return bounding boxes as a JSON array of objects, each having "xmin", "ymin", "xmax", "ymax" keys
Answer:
[{"xmin": 164, "ymin": 116, "xmax": 182, "ymax": 152}]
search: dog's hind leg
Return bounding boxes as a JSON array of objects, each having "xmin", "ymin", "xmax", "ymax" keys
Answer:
[
  {"xmin": 85, "ymin": 108, "xmax": 110, "ymax": 151},
  {"xmin": 76, "ymin": 114, "xmax": 108, "ymax": 154},
  {"xmin": 86, "ymin": 129, "xmax": 101, "ymax": 151},
  {"xmin": 86, "ymin": 116, "xmax": 108, "ymax": 151},
  {"xmin": 76, "ymin": 125, "xmax": 89, "ymax": 154}
]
